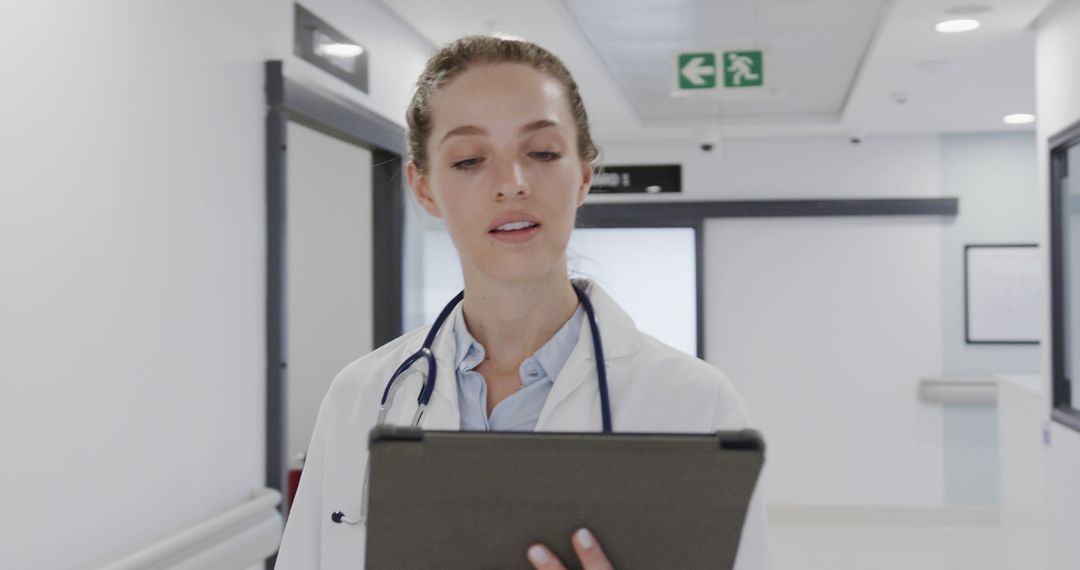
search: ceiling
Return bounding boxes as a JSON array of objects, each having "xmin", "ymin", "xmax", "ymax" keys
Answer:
[{"xmin": 379, "ymin": 0, "xmax": 1053, "ymax": 142}]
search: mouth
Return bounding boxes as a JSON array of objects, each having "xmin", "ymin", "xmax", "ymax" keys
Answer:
[
  {"xmin": 488, "ymin": 217, "xmax": 542, "ymax": 243},
  {"xmin": 489, "ymin": 220, "xmax": 540, "ymax": 234}
]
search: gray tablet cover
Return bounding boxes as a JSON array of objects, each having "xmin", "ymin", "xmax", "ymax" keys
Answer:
[{"xmin": 365, "ymin": 427, "xmax": 765, "ymax": 570}]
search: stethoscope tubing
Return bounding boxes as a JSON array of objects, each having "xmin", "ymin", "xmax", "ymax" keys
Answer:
[{"xmin": 576, "ymin": 284, "xmax": 611, "ymax": 432}]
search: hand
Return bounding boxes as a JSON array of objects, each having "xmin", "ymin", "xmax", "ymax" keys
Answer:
[{"xmin": 526, "ymin": 527, "xmax": 613, "ymax": 570}]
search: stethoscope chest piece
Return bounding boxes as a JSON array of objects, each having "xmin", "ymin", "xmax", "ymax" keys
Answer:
[{"xmin": 331, "ymin": 510, "xmax": 361, "ymax": 525}]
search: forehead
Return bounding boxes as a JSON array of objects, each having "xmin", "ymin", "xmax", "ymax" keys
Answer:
[{"xmin": 428, "ymin": 63, "xmax": 572, "ymax": 136}]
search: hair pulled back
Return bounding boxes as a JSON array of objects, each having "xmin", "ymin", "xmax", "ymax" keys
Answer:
[{"xmin": 406, "ymin": 35, "xmax": 598, "ymax": 173}]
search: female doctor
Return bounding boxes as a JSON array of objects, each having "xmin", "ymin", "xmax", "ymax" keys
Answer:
[{"xmin": 276, "ymin": 36, "xmax": 768, "ymax": 569}]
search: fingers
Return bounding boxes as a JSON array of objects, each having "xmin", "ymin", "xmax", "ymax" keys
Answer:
[
  {"xmin": 571, "ymin": 528, "xmax": 614, "ymax": 570},
  {"xmin": 527, "ymin": 528, "xmax": 614, "ymax": 570},
  {"xmin": 526, "ymin": 544, "xmax": 567, "ymax": 570}
]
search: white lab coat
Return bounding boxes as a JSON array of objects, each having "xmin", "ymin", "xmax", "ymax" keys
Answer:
[{"xmin": 276, "ymin": 281, "xmax": 769, "ymax": 569}]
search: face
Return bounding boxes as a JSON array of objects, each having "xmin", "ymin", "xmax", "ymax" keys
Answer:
[{"xmin": 406, "ymin": 63, "xmax": 592, "ymax": 284}]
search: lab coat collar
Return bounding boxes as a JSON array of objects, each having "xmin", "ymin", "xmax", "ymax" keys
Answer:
[
  {"xmin": 536, "ymin": 279, "xmax": 641, "ymax": 429},
  {"xmin": 571, "ymin": 278, "xmax": 641, "ymax": 362}
]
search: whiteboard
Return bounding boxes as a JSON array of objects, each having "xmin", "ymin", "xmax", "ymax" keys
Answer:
[{"xmin": 965, "ymin": 245, "xmax": 1044, "ymax": 343}]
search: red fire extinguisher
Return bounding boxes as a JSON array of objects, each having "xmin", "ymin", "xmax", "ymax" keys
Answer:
[{"xmin": 287, "ymin": 452, "xmax": 305, "ymax": 512}]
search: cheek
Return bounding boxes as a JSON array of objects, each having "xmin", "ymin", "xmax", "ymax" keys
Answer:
[
  {"xmin": 536, "ymin": 165, "xmax": 584, "ymax": 216},
  {"xmin": 430, "ymin": 186, "xmax": 481, "ymax": 239}
]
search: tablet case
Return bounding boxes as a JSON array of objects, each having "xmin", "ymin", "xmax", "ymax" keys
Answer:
[{"xmin": 365, "ymin": 427, "xmax": 764, "ymax": 569}]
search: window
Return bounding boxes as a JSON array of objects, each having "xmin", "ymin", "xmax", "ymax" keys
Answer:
[
  {"xmin": 1050, "ymin": 122, "xmax": 1080, "ymax": 430},
  {"xmin": 404, "ymin": 226, "xmax": 700, "ymax": 357}
]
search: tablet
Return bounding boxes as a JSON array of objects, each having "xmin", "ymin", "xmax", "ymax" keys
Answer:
[{"xmin": 364, "ymin": 426, "xmax": 765, "ymax": 570}]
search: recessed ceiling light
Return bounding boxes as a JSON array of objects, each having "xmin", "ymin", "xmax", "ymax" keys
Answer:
[
  {"xmin": 946, "ymin": 4, "xmax": 992, "ymax": 16},
  {"xmin": 315, "ymin": 43, "xmax": 364, "ymax": 58},
  {"xmin": 935, "ymin": 19, "xmax": 981, "ymax": 33},
  {"xmin": 1003, "ymin": 114, "xmax": 1036, "ymax": 125}
]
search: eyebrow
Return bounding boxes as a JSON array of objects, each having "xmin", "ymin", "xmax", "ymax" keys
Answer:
[{"xmin": 438, "ymin": 119, "xmax": 560, "ymax": 147}]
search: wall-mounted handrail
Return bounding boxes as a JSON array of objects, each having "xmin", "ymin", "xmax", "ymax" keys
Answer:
[
  {"xmin": 918, "ymin": 376, "xmax": 998, "ymax": 404},
  {"xmin": 95, "ymin": 488, "xmax": 282, "ymax": 570}
]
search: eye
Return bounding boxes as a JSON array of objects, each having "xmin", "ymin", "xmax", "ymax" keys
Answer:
[
  {"xmin": 451, "ymin": 157, "xmax": 483, "ymax": 170},
  {"xmin": 529, "ymin": 151, "xmax": 562, "ymax": 162}
]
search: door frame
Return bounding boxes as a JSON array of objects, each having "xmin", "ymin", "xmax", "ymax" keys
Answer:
[{"xmin": 264, "ymin": 60, "xmax": 407, "ymax": 507}]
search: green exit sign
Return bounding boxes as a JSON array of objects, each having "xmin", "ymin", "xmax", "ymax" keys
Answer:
[
  {"xmin": 723, "ymin": 50, "xmax": 764, "ymax": 87},
  {"xmin": 677, "ymin": 49, "xmax": 765, "ymax": 91}
]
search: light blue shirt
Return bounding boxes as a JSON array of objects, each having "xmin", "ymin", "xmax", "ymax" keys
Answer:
[{"xmin": 454, "ymin": 305, "xmax": 585, "ymax": 431}]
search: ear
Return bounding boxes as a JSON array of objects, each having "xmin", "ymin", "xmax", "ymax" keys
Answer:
[
  {"xmin": 405, "ymin": 161, "xmax": 443, "ymax": 218},
  {"xmin": 576, "ymin": 161, "xmax": 593, "ymax": 207}
]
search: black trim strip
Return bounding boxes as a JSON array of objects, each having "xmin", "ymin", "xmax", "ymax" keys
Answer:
[
  {"xmin": 264, "ymin": 61, "xmax": 288, "ymax": 521},
  {"xmin": 693, "ymin": 219, "xmax": 706, "ymax": 360},
  {"xmin": 578, "ymin": 198, "xmax": 957, "ymax": 226}
]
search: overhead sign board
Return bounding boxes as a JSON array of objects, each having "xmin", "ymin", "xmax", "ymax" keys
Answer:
[
  {"xmin": 589, "ymin": 164, "xmax": 681, "ymax": 194},
  {"xmin": 676, "ymin": 49, "xmax": 765, "ymax": 92}
]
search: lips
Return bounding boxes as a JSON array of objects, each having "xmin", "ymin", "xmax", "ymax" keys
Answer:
[{"xmin": 488, "ymin": 213, "xmax": 542, "ymax": 243}]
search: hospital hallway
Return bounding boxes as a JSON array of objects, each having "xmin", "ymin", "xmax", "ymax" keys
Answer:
[{"xmin": 3, "ymin": 0, "xmax": 1080, "ymax": 568}]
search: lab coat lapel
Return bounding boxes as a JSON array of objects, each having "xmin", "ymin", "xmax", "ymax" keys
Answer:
[{"xmin": 535, "ymin": 280, "xmax": 641, "ymax": 431}]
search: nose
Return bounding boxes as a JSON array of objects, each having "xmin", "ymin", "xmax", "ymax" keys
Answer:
[{"xmin": 493, "ymin": 156, "xmax": 529, "ymax": 200}]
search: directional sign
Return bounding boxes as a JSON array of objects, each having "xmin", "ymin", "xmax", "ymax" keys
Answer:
[
  {"xmin": 722, "ymin": 50, "xmax": 764, "ymax": 88},
  {"xmin": 676, "ymin": 48, "xmax": 765, "ymax": 92},
  {"xmin": 677, "ymin": 52, "xmax": 716, "ymax": 89}
]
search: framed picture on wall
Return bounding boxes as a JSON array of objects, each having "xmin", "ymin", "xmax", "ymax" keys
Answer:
[{"xmin": 964, "ymin": 244, "xmax": 1043, "ymax": 344}]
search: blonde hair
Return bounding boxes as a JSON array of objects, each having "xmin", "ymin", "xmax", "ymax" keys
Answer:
[{"xmin": 405, "ymin": 35, "xmax": 598, "ymax": 173}]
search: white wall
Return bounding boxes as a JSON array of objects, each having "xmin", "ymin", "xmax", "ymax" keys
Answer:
[
  {"xmin": 938, "ymin": 132, "xmax": 1041, "ymax": 506},
  {"xmin": 707, "ymin": 216, "xmax": 946, "ymax": 506},
  {"xmin": 0, "ymin": 0, "xmax": 431, "ymax": 567},
  {"xmin": 1035, "ymin": 0, "xmax": 1080, "ymax": 564},
  {"xmin": 0, "ymin": 1, "xmax": 274, "ymax": 567},
  {"xmin": 940, "ymin": 133, "xmax": 1042, "ymax": 376},
  {"xmin": 598, "ymin": 136, "xmax": 948, "ymax": 507}
]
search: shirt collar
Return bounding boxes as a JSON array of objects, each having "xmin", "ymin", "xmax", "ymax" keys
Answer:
[
  {"xmin": 451, "ymin": 301, "xmax": 586, "ymax": 383},
  {"xmin": 452, "ymin": 311, "xmax": 486, "ymax": 373}
]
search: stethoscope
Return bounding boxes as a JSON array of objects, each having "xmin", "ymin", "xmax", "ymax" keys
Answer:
[{"xmin": 331, "ymin": 282, "xmax": 612, "ymax": 526}]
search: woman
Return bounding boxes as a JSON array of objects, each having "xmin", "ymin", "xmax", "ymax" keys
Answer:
[{"xmin": 276, "ymin": 36, "xmax": 767, "ymax": 569}]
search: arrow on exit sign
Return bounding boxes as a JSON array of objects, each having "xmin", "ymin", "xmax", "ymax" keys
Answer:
[{"xmin": 677, "ymin": 52, "xmax": 716, "ymax": 89}]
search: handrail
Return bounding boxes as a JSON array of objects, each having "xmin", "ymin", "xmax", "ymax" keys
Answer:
[
  {"xmin": 96, "ymin": 487, "xmax": 282, "ymax": 570},
  {"xmin": 918, "ymin": 376, "xmax": 997, "ymax": 404}
]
